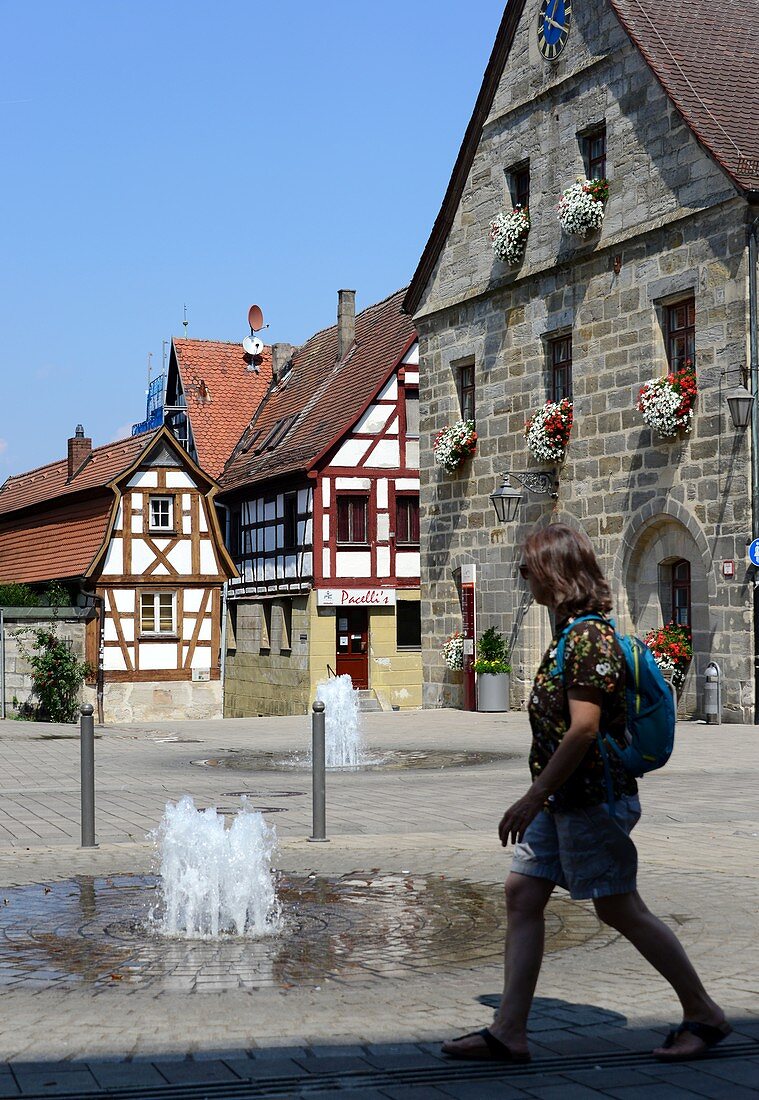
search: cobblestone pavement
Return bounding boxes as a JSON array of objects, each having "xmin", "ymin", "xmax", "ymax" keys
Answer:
[{"xmin": 0, "ymin": 709, "xmax": 756, "ymax": 1097}]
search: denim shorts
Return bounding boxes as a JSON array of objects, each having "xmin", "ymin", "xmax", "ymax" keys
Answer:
[{"xmin": 510, "ymin": 795, "xmax": 641, "ymax": 900}]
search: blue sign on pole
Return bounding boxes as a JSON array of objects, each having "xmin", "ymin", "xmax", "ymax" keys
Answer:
[{"xmin": 749, "ymin": 539, "xmax": 759, "ymax": 567}]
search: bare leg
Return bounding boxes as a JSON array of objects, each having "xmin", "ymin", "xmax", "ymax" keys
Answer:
[
  {"xmin": 442, "ymin": 872, "xmax": 554, "ymax": 1057},
  {"xmin": 594, "ymin": 891, "xmax": 729, "ymax": 1058}
]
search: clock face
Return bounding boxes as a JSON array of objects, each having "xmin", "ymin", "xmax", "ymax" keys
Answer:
[{"xmin": 538, "ymin": 0, "xmax": 572, "ymax": 61}]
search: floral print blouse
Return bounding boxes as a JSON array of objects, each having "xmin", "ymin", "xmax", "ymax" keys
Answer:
[{"xmin": 528, "ymin": 617, "xmax": 638, "ymax": 812}]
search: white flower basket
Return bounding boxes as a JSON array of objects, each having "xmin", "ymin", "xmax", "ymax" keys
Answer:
[
  {"xmin": 442, "ymin": 632, "xmax": 464, "ymax": 671},
  {"xmin": 490, "ymin": 207, "xmax": 530, "ymax": 265},
  {"xmin": 637, "ymin": 368, "xmax": 697, "ymax": 439},
  {"xmin": 557, "ymin": 177, "xmax": 608, "ymax": 237},
  {"xmin": 433, "ymin": 420, "xmax": 477, "ymax": 474},
  {"xmin": 524, "ymin": 399, "xmax": 574, "ymax": 463}
]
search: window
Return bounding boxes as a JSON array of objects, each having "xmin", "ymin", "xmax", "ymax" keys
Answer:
[
  {"xmin": 550, "ymin": 336, "xmax": 572, "ymax": 401},
  {"xmin": 260, "ymin": 601, "xmax": 272, "ymax": 651},
  {"xmin": 665, "ymin": 298, "xmax": 695, "ymax": 372},
  {"xmin": 510, "ymin": 162, "xmax": 530, "ymax": 210},
  {"xmin": 337, "ymin": 495, "xmax": 369, "ymax": 544},
  {"xmin": 405, "ymin": 390, "xmax": 420, "ymax": 439},
  {"xmin": 229, "ymin": 507, "xmax": 242, "ymax": 557},
  {"xmin": 671, "ymin": 559, "xmax": 691, "ymax": 628},
  {"xmin": 149, "ymin": 496, "xmax": 173, "ymax": 530},
  {"xmin": 140, "ymin": 592, "xmax": 175, "ymax": 635},
  {"xmin": 582, "ymin": 126, "xmax": 607, "ymax": 180},
  {"xmin": 280, "ymin": 599, "xmax": 292, "ymax": 651},
  {"xmin": 459, "ymin": 363, "xmax": 475, "ymax": 422},
  {"xmin": 395, "ymin": 496, "xmax": 420, "ymax": 545},
  {"xmin": 396, "ymin": 601, "xmax": 421, "ymax": 650},
  {"xmin": 283, "ymin": 493, "xmax": 298, "ymax": 549}
]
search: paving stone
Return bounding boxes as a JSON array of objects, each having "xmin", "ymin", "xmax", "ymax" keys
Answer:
[
  {"xmin": 12, "ymin": 1069, "xmax": 98, "ymax": 1095},
  {"xmin": 606, "ymin": 1085, "xmax": 708, "ymax": 1099},
  {"xmin": 150, "ymin": 1058, "xmax": 240, "ymax": 1084},
  {"xmin": 88, "ymin": 1063, "xmax": 168, "ymax": 1089},
  {"xmin": 291, "ymin": 1054, "xmax": 374, "ymax": 1075},
  {"xmin": 438, "ymin": 1081, "xmax": 531, "ymax": 1099}
]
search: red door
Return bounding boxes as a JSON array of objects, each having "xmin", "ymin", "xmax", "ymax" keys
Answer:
[{"xmin": 335, "ymin": 609, "xmax": 369, "ymax": 689}]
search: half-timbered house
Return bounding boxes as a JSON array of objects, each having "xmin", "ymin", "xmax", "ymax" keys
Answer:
[
  {"xmin": 0, "ymin": 425, "xmax": 235, "ymax": 721},
  {"xmin": 218, "ymin": 288, "xmax": 421, "ymax": 716}
]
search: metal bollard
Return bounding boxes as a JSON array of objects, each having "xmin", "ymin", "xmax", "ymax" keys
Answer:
[
  {"xmin": 704, "ymin": 662, "xmax": 722, "ymax": 725},
  {"xmin": 308, "ymin": 700, "xmax": 329, "ymax": 843},
  {"xmin": 80, "ymin": 703, "xmax": 97, "ymax": 848}
]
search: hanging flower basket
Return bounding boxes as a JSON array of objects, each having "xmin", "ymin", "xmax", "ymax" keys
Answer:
[
  {"xmin": 490, "ymin": 206, "xmax": 530, "ymax": 265},
  {"xmin": 524, "ymin": 398, "xmax": 574, "ymax": 463},
  {"xmin": 637, "ymin": 362, "xmax": 697, "ymax": 438},
  {"xmin": 442, "ymin": 631, "xmax": 464, "ymax": 671},
  {"xmin": 644, "ymin": 622, "xmax": 692, "ymax": 692},
  {"xmin": 557, "ymin": 177, "xmax": 609, "ymax": 236},
  {"xmin": 433, "ymin": 419, "xmax": 477, "ymax": 474}
]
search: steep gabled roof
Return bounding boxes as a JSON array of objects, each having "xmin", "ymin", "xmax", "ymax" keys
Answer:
[
  {"xmin": 219, "ymin": 288, "xmax": 416, "ymax": 494},
  {"xmin": 404, "ymin": 0, "xmax": 759, "ymax": 316},
  {"xmin": 171, "ymin": 338, "xmax": 273, "ymax": 478},
  {"xmin": 0, "ymin": 433, "xmax": 157, "ymax": 518}
]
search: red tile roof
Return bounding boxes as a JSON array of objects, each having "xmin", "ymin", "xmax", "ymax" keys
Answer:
[
  {"xmin": 172, "ymin": 339, "xmax": 273, "ymax": 478},
  {"xmin": 0, "ymin": 494, "xmax": 113, "ymax": 584},
  {"xmin": 0, "ymin": 433, "xmax": 157, "ymax": 518},
  {"xmin": 219, "ymin": 289, "xmax": 416, "ymax": 493},
  {"xmin": 404, "ymin": 0, "xmax": 759, "ymax": 315}
]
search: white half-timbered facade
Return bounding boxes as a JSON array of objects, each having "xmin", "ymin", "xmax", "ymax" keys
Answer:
[{"xmin": 219, "ymin": 288, "xmax": 421, "ymax": 716}]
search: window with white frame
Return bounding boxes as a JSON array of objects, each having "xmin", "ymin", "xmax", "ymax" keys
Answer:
[
  {"xmin": 140, "ymin": 591, "xmax": 176, "ymax": 635},
  {"xmin": 149, "ymin": 495, "xmax": 174, "ymax": 530}
]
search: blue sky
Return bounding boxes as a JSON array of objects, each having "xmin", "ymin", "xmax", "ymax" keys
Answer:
[{"xmin": 0, "ymin": 1, "xmax": 504, "ymax": 478}]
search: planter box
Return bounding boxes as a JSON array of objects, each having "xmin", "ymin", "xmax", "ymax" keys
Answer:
[{"xmin": 477, "ymin": 672, "xmax": 510, "ymax": 713}]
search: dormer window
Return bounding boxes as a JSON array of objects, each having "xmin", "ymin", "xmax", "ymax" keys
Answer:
[{"xmin": 149, "ymin": 496, "xmax": 174, "ymax": 531}]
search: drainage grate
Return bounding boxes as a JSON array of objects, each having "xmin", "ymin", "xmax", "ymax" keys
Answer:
[{"xmin": 15, "ymin": 1040, "xmax": 759, "ymax": 1100}]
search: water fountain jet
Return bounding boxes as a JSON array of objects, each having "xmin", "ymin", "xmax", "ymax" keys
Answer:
[{"xmin": 315, "ymin": 675, "xmax": 365, "ymax": 768}]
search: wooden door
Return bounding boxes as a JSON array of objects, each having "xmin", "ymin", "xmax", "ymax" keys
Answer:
[{"xmin": 335, "ymin": 609, "xmax": 369, "ymax": 689}]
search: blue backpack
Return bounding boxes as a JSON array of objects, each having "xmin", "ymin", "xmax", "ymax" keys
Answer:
[{"xmin": 555, "ymin": 614, "xmax": 676, "ymax": 801}]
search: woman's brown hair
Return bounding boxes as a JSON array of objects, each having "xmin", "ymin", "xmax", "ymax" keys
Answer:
[{"xmin": 521, "ymin": 524, "xmax": 612, "ymax": 621}]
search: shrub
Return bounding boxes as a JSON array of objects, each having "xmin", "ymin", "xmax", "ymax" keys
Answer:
[
  {"xmin": 0, "ymin": 583, "xmax": 39, "ymax": 607},
  {"xmin": 472, "ymin": 627, "xmax": 512, "ymax": 675},
  {"xmin": 17, "ymin": 627, "xmax": 91, "ymax": 723}
]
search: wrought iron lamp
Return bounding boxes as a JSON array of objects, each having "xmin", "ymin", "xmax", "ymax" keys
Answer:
[
  {"xmin": 490, "ymin": 470, "xmax": 559, "ymax": 523},
  {"xmin": 726, "ymin": 383, "xmax": 754, "ymax": 429}
]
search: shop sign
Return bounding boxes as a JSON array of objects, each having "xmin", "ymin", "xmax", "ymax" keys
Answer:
[{"xmin": 317, "ymin": 588, "xmax": 396, "ymax": 607}]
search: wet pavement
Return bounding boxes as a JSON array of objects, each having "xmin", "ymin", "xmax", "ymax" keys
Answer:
[
  {"xmin": 191, "ymin": 747, "xmax": 519, "ymax": 772},
  {"xmin": 0, "ymin": 708, "xmax": 757, "ymax": 1097}
]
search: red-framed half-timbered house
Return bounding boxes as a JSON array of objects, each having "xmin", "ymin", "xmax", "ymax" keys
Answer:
[
  {"xmin": 0, "ymin": 425, "xmax": 235, "ymax": 721},
  {"xmin": 217, "ymin": 287, "xmax": 421, "ymax": 716}
]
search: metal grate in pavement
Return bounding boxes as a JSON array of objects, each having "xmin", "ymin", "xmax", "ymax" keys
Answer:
[{"xmin": 14, "ymin": 1038, "xmax": 759, "ymax": 1099}]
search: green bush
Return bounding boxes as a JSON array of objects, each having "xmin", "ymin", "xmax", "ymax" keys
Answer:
[
  {"xmin": 472, "ymin": 626, "xmax": 512, "ymax": 675},
  {"xmin": 0, "ymin": 582, "xmax": 39, "ymax": 607},
  {"xmin": 43, "ymin": 581, "xmax": 71, "ymax": 608},
  {"xmin": 17, "ymin": 628, "xmax": 91, "ymax": 723}
]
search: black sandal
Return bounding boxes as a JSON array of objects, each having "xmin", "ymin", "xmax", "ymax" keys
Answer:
[
  {"xmin": 442, "ymin": 1027, "xmax": 531, "ymax": 1063},
  {"xmin": 655, "ymin": 1020, "xmax": 732, "ymax": 1061}
]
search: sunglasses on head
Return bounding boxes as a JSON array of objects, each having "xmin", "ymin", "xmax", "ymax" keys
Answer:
[{"xmin": 518, "ymin": 563, "xmax": 530, "ymax": 579}]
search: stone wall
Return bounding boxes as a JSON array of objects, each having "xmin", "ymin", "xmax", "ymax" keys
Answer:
[
  {"xmin": 413, "ymin": 0, "xmax": 753, "ymax": 721},
  {"xmin": 0, "ymin": 608, "xmax": 91, "ymax": 718},
  {"xmin": 224, "ymin": 596, "xmax": 312, "ymax": 717}
]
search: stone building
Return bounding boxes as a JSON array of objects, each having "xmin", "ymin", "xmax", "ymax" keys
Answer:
[
  {"xmin": 217, "ymin": 288, "xmax": 421, "ymax": 716},
  {"xmin": 404, "ymin": 0, "xmax": 759, "ymax": 720}
]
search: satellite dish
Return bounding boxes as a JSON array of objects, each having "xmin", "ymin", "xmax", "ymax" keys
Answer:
[
  {"xmin": 247, "ymin": 304, "xmax": 264, "ymax": 332},
  {"xmin": 243, "ymin": 336, "xmax": 264, "ymax": 356}
]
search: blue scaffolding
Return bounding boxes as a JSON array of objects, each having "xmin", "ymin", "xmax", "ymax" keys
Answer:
[{"xmin": 131, "ymin": 374, "xmax": 165, "ymax": 436}]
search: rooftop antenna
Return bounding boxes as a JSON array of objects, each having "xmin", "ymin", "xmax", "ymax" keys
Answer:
[
  {"xmin": 147, "ymin": 351, "xmax": 153, "ymax": 384},
  {"xmin": 243, "ymin": 304, "xmax": 266, "ymax": 358},
  {"xmin": 183, "ymin": 303, "xmax": 188, "ymax": 336},
  {"xmin": 162, "ymin": 339, "xmax": 169, "ymax": 371}
]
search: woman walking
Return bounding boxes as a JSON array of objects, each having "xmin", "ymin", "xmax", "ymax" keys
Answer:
[{"xmin": 443, "ymin": 524, "xmax": 730, "ymax": 1064}]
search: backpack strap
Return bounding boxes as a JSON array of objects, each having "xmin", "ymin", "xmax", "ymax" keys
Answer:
[{"xmin": 553, "ymin": 613, "xmax": 618, "ymax": 820}]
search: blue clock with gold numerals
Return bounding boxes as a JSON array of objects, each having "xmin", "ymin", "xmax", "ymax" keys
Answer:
[{"xmin": 538, "ymin": 0, "xmax": 572, "ymax": 60}]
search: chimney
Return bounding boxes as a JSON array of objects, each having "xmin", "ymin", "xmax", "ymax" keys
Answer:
[
  {"xmin": 271, "ymin": 342, "xmax": 294, "ymax": 382},
  {"xmin": 67, "ymin": 424, "xmax": 92, "ymax": 480},
  {"xmin": 337, "ymin": 289, "xmax": 356, "ymax": 362}
]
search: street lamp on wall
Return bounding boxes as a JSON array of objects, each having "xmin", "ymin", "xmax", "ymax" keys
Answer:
[
  {"xmin": 726, "ymin": 383, "xmax": 754, "ymax": 429},
  {"xmin": 490, "ymin": 470, "xmax": 559, "ymax": 523}
]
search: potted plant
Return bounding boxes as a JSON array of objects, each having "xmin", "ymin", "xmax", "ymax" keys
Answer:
[
  {"xmin": 433, "ymin": 420, "xmax": 477, "ymax": 474},
  {"xmin": 637, "ymin": 362, "xmax": 698, "ymax": 438},
  {"xmin": 441, "ymin": 631, "xmax": 465, "ymax": 671},
  {"xmin": 474, "ymin": 627, "xmax": 512, "ymax": 712},
  {"xmin": 524, "ymin": 398, "xmax": 574, "ymax": 463},
  {"xmin": 644, "ymin": 622, "xmax": 692, "ymax": 692},
  {"xmin": 490, "ymin": 205, "xmax": 530, "ymax": 265},
  {"xmin": 557, "ymin": 176, "xmax": 609, "ymax": 237}
]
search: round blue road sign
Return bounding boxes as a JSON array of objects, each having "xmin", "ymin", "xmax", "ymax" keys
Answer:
[{"xmin": 749, "ymin": 539, "xmax": 759, "ymax": 567}]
